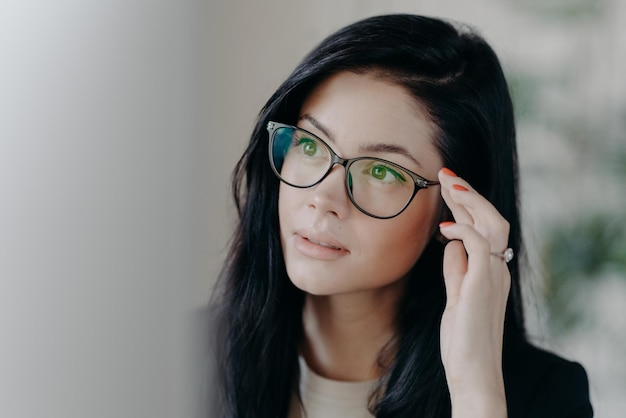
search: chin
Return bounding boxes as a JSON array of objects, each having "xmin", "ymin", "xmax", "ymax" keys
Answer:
[
  {"xmin": 285, "ymin": 270, "xmax": 351, "ymax": 296},
  {"xmin": 286, "ymin": 270, "xmax": 398, "ymax": 297},
  {"xmin": 287, "ymin": 274, "xmax": 337, "ymax": 296}
]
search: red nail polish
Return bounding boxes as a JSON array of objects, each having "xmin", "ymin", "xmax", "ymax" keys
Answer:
[
  {"xmin": 442, "ymin": 167, "xmax": 457, "ymax": 177},
  {"xmin": 439, "ymin": 221, "xmax": 455, "ymax": 228},
  {"xmin": 452, "ymin": 184, "xmax": 468, "ymax": 191}
]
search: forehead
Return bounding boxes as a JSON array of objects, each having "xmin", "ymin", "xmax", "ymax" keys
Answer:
[{"xmin": 298, "ymin": 71, "xmax": 441, "ymax": 171}]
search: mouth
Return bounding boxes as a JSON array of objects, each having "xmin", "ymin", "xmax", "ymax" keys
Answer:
[
  {"xmin": 292, "ymin": 230, "xmax": 349, "ymax": 260},
  {"xmin": 304, "ymin": 237, "xmax": 344, "ymax": 251}
]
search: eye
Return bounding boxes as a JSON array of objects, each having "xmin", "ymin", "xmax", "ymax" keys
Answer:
[
  {"xmin": 371, "ymin": 165, "xmax": 387, "ymax": 180},
  {"xmin": 368, "ymin": 163, "xmax": 407, "ymax": 184},
  {"xmin": 301, "ymin": 139, "xmax": 317, "ymax": 156},
  {"xmin": 295, "ymin": 136, "xmax": 320, "ymax": 157}
]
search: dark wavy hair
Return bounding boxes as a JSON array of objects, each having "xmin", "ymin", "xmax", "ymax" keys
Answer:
[{"xmin": 212, "ymin": 14, "xmax": 526, "ymax": 418}]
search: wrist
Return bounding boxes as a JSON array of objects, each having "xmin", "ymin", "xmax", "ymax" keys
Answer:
[{"xmin": 450, "ymin": 392, "xmax": 508, "ymax": 418}]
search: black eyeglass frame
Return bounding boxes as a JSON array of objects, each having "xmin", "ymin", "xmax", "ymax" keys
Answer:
[{"xmin": 267, "ymin": 121, "xmax": 440, "ymax": 219}]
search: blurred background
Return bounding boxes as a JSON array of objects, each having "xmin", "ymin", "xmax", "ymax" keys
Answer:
[{"xmin": 1, "ymin": 0, "xmax": 624, "ymax": 417}]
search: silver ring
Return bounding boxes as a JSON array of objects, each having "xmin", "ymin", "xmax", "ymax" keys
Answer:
[{"xmin": 490, "ymin": 248, "xmax": 514, "ymax": 263}]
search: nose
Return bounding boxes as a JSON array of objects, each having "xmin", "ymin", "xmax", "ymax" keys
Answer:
[{"xmin": 307, "ymin": 164, "xmax": 351, "ymax": 219}]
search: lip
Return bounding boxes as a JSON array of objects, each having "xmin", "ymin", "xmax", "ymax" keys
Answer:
[{"xmin": 293, "ymin": 230, "xmax": 350, "ymax": 260}]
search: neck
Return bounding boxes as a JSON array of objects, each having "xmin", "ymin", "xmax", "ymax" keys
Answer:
[{"xmin": 300, "ymin": 279, "xmax": 405, "ymax": 381}]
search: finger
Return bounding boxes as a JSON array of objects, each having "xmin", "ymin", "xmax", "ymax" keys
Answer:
[
  {"xmin": 442, "ymin": 238, "xmax": 467, "ymax": 307},
  {"xmin": 439, "ymin": 169, "xmax": 510, "ymax": 250},
  {"xmin": 439, "ymin": 221, "xmax": 493, "ymax": 283},
  {"xmin": 450, "ymin": 187, "xmax": 510, "ymax": 251},
  {"xmin": 440, "ymin": 222, "xmax": 512, "ymax": 307},
  {"xmin": 438, "ymin": 169, "xmax": 474, "ymax": 226},
  {"xmin": 443, "ymin": 181, "xmax": 508, "ymax": 232}
]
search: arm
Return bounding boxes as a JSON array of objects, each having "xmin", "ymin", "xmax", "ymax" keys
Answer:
[
  {"xmin": 437, "ymin": 167, "xmax": 511, "ymax": 418},
  {"xmin": 436, "ymin": 168, "xmax": 594, "ymax": 418}
]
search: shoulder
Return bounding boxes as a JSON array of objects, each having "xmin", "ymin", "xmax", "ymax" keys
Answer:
[{"xmin": 503, "ymin": 336, "xmax": 593, "ymax": 418}]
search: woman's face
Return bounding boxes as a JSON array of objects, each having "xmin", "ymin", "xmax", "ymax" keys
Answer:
[{"xmin": 278, "ymin": 71, "xmax": 443, "ymax": 296}]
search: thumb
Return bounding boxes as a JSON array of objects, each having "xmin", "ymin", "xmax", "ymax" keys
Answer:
[{"xmin": 442, "ymin": 240, "xmax": 467, "ymax": 307}]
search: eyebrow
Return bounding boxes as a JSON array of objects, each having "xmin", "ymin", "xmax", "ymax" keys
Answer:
[
  {"xmin": 359, "ymin": 143, "xmax": 422, "ymax": 168},
  {"xmin": 298, "ymin": 114, "xmax": 335, "ymax": 142},
  {"xmin": 298, "ymin": 114, "xmax": 422, "ymax": 168}
]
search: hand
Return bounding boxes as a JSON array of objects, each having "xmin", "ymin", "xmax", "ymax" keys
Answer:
[{"xmin": 437, "ymin": 168, "xmax": 510, "ymax": 418}]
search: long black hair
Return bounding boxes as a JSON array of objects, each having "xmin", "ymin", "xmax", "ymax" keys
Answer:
[{"xmin": 213, "ymin": 14, "xmax": 525, "ymax": 418}]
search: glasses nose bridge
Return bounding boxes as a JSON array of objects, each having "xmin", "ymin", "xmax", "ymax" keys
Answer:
[
  {"xmin": 330, "ymin": 152, "xmax": 350, "ymax": 168},
  {"xmin": 315, "ymin": 151, "xmax": 351, "ymax": 189},
  {"xmin": 326, "ymin": 152, "xmax": 353, "ymax": 183}
]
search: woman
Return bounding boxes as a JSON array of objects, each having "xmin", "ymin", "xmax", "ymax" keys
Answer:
[{"xmin": 210, "ymin": 14, "xmax": 593, "ymax": 418}]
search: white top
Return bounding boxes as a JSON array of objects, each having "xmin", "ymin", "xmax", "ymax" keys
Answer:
[{"xmin": 289, "ymin": 356, "xmax": 377, "ymax": 418}]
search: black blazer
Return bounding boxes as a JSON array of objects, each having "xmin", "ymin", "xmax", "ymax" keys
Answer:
[{"xmin": 503, "ymin": 335, "xmax": 593, "ymax": 417}]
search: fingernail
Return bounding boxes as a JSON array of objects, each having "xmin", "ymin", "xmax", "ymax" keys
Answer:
[
  {"xmin": 452, "ymin": 184, "xmax": 468, "ymax": 191},
  {"xmin": 439, "ymin": 221, "xmax": 455, "ymax": 228},
  {"xmin": 442, "ymin": 167, "xmax": 457, "ymax": 177}
]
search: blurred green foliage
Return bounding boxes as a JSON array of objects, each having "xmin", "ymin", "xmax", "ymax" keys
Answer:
[
  {"xmin": 542, "ymin": 215, "xmax": 626, "ymax": 333},
  {"xmin": 505, "ymin": 0, "xmax": 626, "ymax": 337}
]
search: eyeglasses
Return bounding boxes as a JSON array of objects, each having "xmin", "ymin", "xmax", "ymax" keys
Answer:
[{"xmin": 267, "ymin": 121, "xmax": 439, "ymax": 219}]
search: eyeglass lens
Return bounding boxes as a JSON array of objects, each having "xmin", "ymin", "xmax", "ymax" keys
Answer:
[{"xmin": 270, "ymin": 126, "xmax": 416, "ymax": 218}]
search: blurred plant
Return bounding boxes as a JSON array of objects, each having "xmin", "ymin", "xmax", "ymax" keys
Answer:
[
  {"xmin": 504, "ymin": 0, "xmax": 626, "ymax": 337},
  {"xmin": 542, "ymin": 214, "xmax": 626, "ymax": 334}
]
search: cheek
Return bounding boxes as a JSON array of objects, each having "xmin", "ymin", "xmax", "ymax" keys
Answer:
[
  {"xmin": 364, "ymin": 219, "xmax": 431, "ymax": 267},
  {"xmin": 278, "ymin": 190, "xmax": 287, "ymax": 244},
  {"xmin": 349, "ymin": 228, "xmax": 422, "ymax": 292},
  {"xmin": 359, "ymin": 199, "xmax": 441, "ymax": 276},
  {"xmin": 278, "ymin": 184, "xmax": 303, "ymax": 246},
  {"xmin": 278, "ymin": 184, "xmax": 294, "ymax": 226}
]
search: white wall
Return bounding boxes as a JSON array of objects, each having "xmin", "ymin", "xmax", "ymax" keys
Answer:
[{"xmin": 0, "ymin": 1, "xmax": 201, "ymax": 416}]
